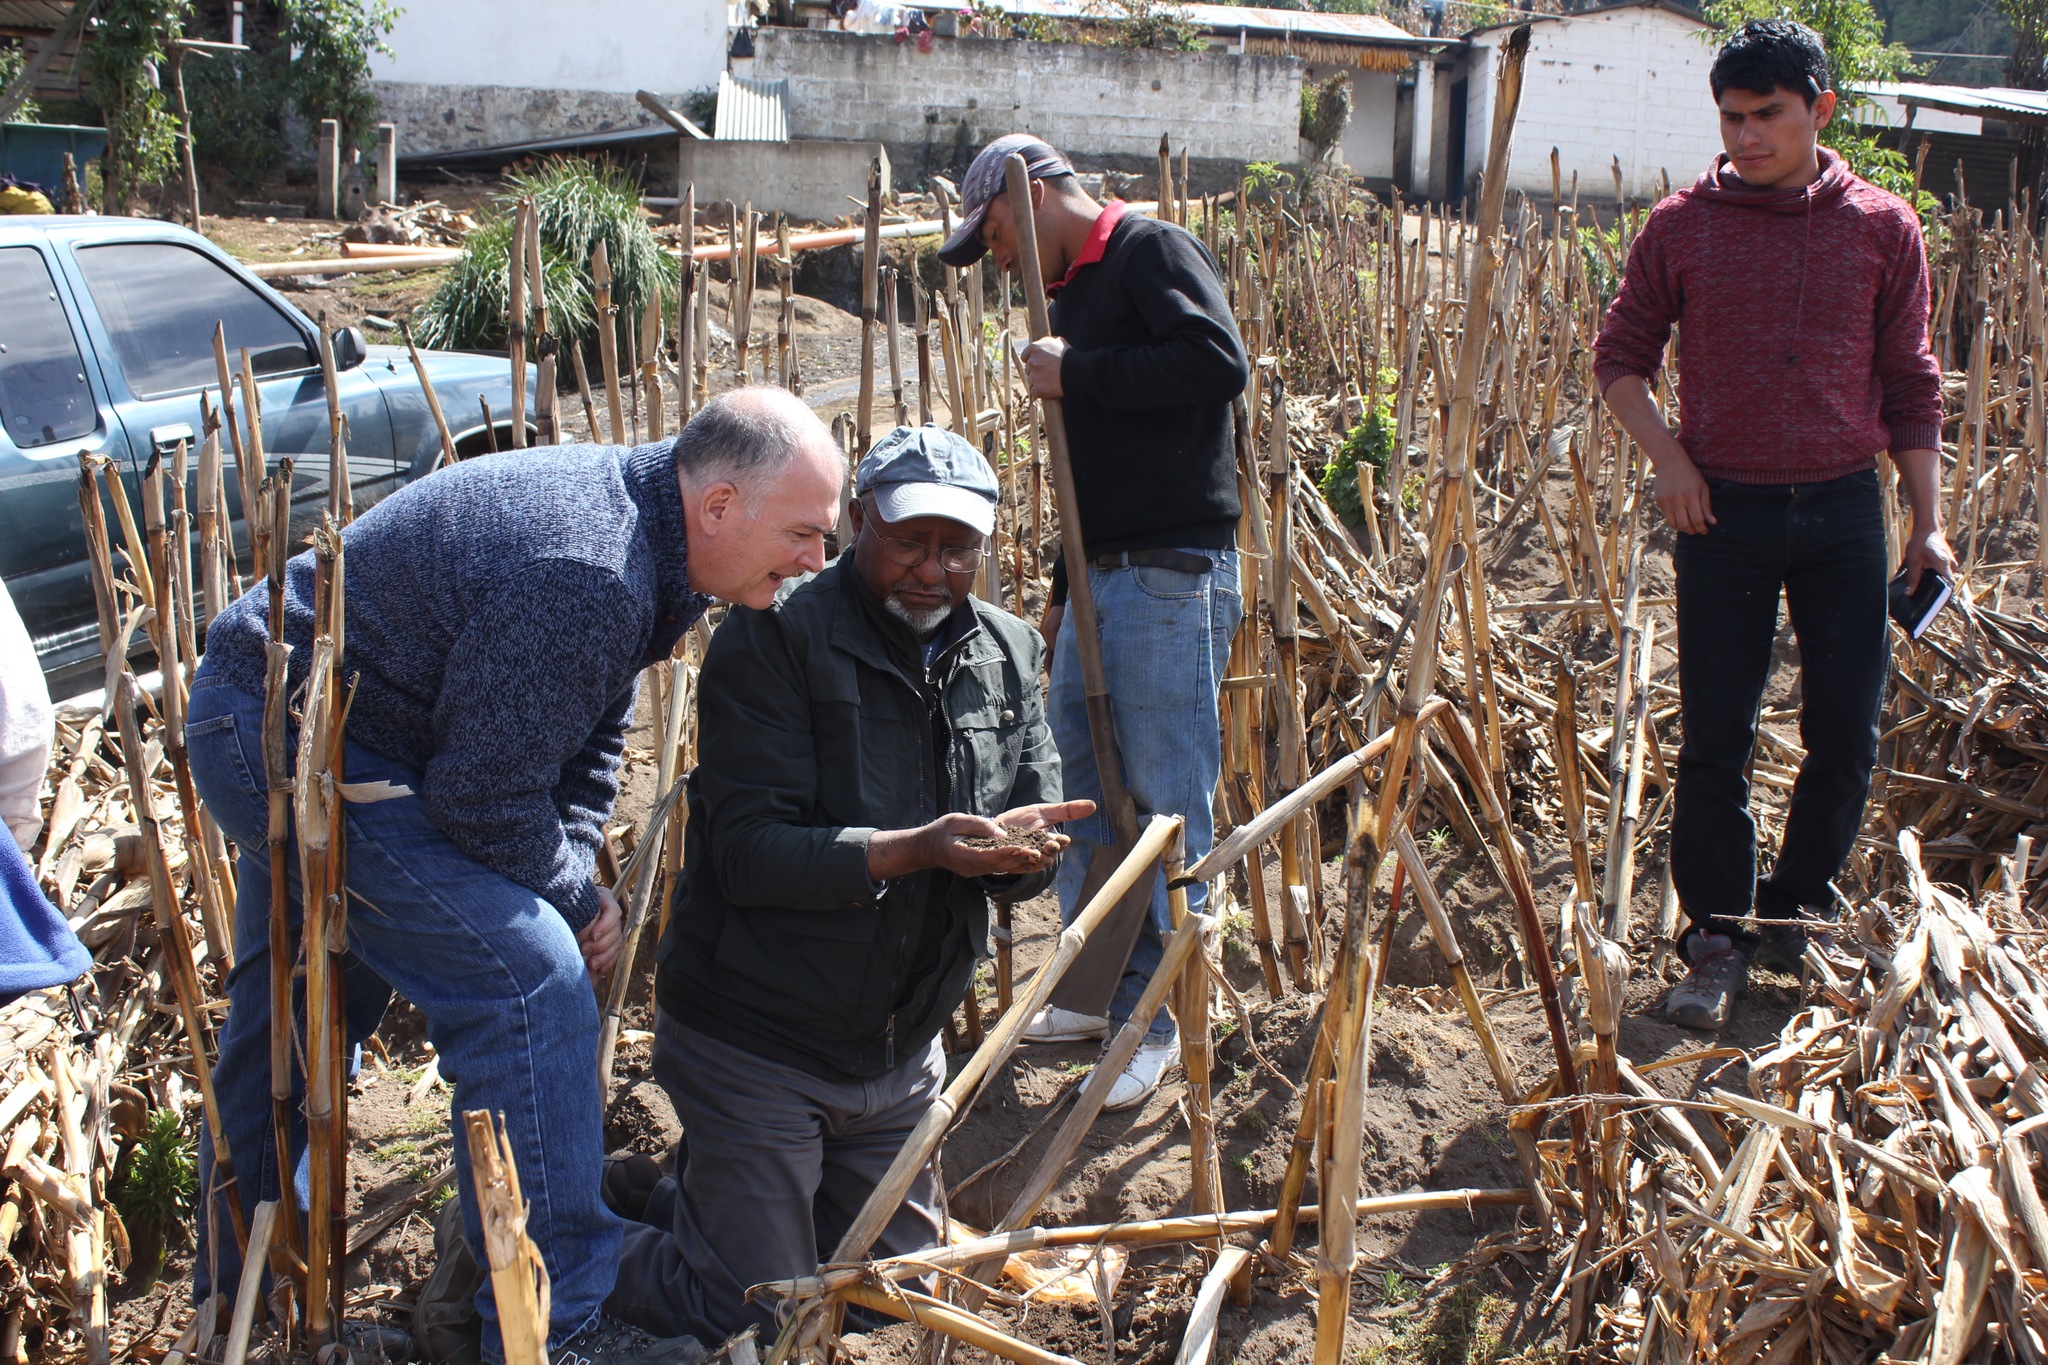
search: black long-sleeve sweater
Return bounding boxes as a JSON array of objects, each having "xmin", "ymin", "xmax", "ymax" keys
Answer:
[{"xmin": 1048, "ymin": 213, "xmax": 1248, "ymax": 604}]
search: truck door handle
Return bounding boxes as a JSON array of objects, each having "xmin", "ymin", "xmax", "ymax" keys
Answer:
[{"xmin": 149, "ymin": 421, "xmax": 196, "ymax": 454}]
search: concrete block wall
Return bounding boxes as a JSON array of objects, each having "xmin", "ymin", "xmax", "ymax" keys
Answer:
[
  {"xmin": 369, "ymin": 0, "xmax": 727, "ymax": 157},
  {"xmin": 1467, "ymin": 7, "xmax": 1723, "ymax": 203},
  {"xmin": 677, "ymin": 139, "xmax": 889, "ymax": 221},
  {"xmin": 749, "ymin": 29, "xmax": 1302, "ymax": 186}
]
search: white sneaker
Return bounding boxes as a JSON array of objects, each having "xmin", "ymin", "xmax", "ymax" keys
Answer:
[
  {"xmin": 1023, "ymin": 1006, "xmax": 1110, "ymax": 1043},
  {"xmin": 1103, "ymin": 1035, "xmax": 1181, "ymax": 1112}
]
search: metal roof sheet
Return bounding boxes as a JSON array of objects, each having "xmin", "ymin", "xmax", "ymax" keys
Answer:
[
  {"xmin": 1860, "ymin": 81, "xmax": 2048, "ymax": 126},
  {"xmin": 715, "ymin": 72, "xmax": 791, "ymax": 142},
  {"xmin": 395, "ymin": 122, "xmax": 675, "ymax": 165},
  {"xmin": 994, "ymin": 0, "xmax": 1449, "ymax": 48},
  {"xmin": 1463, "ymin": 0, "xmax": 1708, "ymax": 37},
  {"xmin": 0, "ymin": 2, "xmax": 75, "ymax": 34}
]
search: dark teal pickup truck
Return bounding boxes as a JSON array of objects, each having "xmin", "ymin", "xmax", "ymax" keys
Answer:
[{"xmin": 0, "ymin": 218, "xmax": 533, "ymax": 696}]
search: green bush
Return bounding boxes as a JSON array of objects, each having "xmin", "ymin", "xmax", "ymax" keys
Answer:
[
  {"xmin": 1300, "ymin": 72, "xmax": 1352, "ymax": 155},
  {"xmin": 113, "ymin": 1107, "xmax": 195, "ymax": 1292},
  {"xmin": 1318, "ymin": 372, "xmax": 1397, "ymax": 524},
  {"xmin": 411, "ymin": 157, "xmax": 677, "ymax": 359}
]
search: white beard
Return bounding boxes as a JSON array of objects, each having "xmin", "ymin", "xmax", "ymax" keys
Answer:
[{"xmin": 885, "ymin": 593, "xmax": 952, "ymax": 638}]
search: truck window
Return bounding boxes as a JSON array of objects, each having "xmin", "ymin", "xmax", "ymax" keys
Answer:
[
  {"xmin": 75, "ymin": 241, "xmax": 315, "ymax": 399},
  {"xmin": 0, "ymin": 247, "xmax": 96, "ymax": 448}
]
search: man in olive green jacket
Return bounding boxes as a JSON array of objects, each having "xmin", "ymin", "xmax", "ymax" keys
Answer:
[{"xmin": 609, "ymin": 427, "xmax": 1091, "ymax": 1345}]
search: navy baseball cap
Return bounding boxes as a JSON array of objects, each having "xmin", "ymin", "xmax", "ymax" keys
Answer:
[
  {"xmin": 856, "ymin": 426, "xmax": 1000, "ymax": 535},
  {"xmin": 938, "ymin": 134, "xmax": 1075, "ymax": 267}
]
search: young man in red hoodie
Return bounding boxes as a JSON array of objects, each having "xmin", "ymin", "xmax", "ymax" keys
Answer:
[{"xmin": 1595, "ymin": 19, "xmax": 1953, "ymax": 1029}]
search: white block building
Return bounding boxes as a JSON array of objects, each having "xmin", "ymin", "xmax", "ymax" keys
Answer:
[
  {"xmin": 367, "ymin": 0, "xmax": 730, "ymax": 156},
  {"xmin": 1451, "ymin": 0, "xmax": 1726, "ymax": 203}
]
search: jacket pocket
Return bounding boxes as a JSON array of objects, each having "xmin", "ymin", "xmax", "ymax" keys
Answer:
[{"xmin": 952, "ymin": 699, "xmax": 1025, "ymax": 814}]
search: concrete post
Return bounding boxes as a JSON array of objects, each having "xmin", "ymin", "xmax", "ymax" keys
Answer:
[
  {"xmin": 375, "ymin": 123, "xmax": 397, "ymax": 205},
  {"xmin": 1409, "ymin": 61, "xmax": 1436, "ymax": 201},
  {"xmin": 317, "ymin": 118, "xmax": 340, "ymax": 219}
]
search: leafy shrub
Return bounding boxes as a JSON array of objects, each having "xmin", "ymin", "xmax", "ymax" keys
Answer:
[
  {"xmin": 411, "ymin": 157, "xmax": 677, "ymax": 358},
  {"xmin": 1300, "ymin": 72, "xmax": 1352, "ymax": 155},
  {"xmin": 1318, "ymin": 372, "xmax": 1397, "ymax": 524}
]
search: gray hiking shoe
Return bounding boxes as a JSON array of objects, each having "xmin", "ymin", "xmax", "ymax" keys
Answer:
[
  {"xmin": 550, "ymin": 1313, "xmax": 705, "ymax": 1365},
  {"xmin": 1665, "ymin": 933, "xmax": 1749, "ymax": 1030}
]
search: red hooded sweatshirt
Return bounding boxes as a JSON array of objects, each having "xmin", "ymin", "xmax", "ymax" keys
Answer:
[{"xmin": 1593, "ymin": 148, "xmax": 1943, "ymax": 484}]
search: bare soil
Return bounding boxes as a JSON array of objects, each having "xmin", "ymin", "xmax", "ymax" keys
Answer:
[{"xmin": 959, "ymin": 830, "xmax": 1061, "ymax": 854}]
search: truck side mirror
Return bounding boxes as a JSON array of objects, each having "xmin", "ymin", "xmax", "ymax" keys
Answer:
[{"xmin": 331, "ymin": 325, "xmax": 368, "ymax": 372}]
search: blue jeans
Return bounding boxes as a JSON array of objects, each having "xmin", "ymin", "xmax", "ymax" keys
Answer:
[
  {"xmin": 1050, "ymin": 548, "xmax": 1242, "ymax": 1040},
  {"xmin": 1671, "ymin": 470, "xmax": 1889, "ymax": 956},
  {"xmin": 183, "ymin": 670, "xmax": 619, "ymax": 1359}
]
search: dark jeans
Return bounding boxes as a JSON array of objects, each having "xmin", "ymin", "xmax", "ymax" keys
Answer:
[
  {"xmin": 608, "ymin": 1011, "xmax": 944, "ymax": 1343},
  {"xmin": 1671, "ymin": 469, "xmax": 1889, "ymax": 957}
]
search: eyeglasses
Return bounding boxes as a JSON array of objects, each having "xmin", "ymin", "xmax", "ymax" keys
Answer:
[{"xmin": 871, "ymin": 532, "xmax": 986, "ymax": 574}]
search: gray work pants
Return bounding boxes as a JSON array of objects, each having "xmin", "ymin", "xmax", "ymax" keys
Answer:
[{"xmin": 608, "ymin": 1010, "xmax": 945, "ymax": 1343}]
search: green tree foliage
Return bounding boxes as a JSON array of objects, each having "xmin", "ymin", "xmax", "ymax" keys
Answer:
[
  {"xmin": 1700, "ymin": 0, "xmax": 1925, "ymax": 202},
  {"xmin": 185, "ymin": 0, "xmax": 399, "ymax": 191},
  {"xmin": 0, "ymin": 45, "xmax": 42, "ymax": 121},
  {"xmin": 1997, "ymin": 0, "xmax": 2047, "ymax": 86},
  {"xmin": 278, "ymin": 0, "xmax": 401, "ymax": 151},
  {"xmin": 1101, "ymin": 0, "xmax": 1210, "ymax": 51},
  {"xmin": 87, "ymin": 0, "xmax": 189, "ymax": 211}
]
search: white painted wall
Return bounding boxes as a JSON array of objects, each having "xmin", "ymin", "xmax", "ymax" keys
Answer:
[
  {"xmin": 1300, "ymin": 65, "xmax": 1399, "ymax": 181},
  {"xmin": 369, "ymin": 0, "xmax": 727, "ymax": 98},
  {"xmin": 1467, "ymin": 6, "xmax": 1723, "ymax": 201},
  {"xmin": 750, "ymin": 30, "xmax": 1301, "ymax": 166}
]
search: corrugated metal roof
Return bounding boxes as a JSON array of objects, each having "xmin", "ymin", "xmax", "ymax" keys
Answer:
[
  {"xmin": 0, "ymin": 2, "xmax": 75, "ymax": 34},
  {"xmin": 1464, "ymin": 0, "xmax": 1708, "ymax": 37},
  {"xmin": 1863, "ymin": 81, "xmax": 2048, "ymax": 127},
  {"xmin": 396, "ymin": 122, "xmax": 676, "ymax": 165},
  {"xmin": 995, "ymin": 0, "xmax": 1450, "ymax": 48},
  {"xmin": 1180, "ymin": 4, "xmax": 1418, "ymax": 43},
  {"xmin": 715, "ymin": 72, "xmax": 790, "ymax": 142}
]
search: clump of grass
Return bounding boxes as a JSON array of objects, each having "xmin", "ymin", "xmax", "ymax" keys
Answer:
[
  {"xmin": 411, "ymin": 157, "xmax": 676, "ymax": 360},
  {"xmin": 114, "ymin": 1107, "xmax": 195, "ymax": 1292}
]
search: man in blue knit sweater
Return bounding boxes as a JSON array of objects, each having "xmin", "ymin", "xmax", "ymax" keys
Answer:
[{"xmin": 184, "ymin": 388, "xmax": 845, "ymax": 1365}]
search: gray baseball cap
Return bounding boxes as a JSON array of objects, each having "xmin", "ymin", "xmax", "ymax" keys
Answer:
[
  {"xmin": 938, "ymin": 134, "xmax": 1075, "ymax": 267},
  {"xmin": 856, "ymin": 426, "xmax": 1000, "ymax": 535}
]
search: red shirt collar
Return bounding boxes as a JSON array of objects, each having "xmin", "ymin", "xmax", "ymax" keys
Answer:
[{"xmin": 1045, "ymin": 200, "xmax": 1126, "ymax": 299}]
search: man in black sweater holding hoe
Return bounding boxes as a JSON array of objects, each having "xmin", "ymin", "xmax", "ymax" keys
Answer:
[{"xmin": 939, "ymin": 135, "xmax": 1250, "ymax": 1111}]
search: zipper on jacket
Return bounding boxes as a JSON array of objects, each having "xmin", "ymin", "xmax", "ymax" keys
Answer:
[{"xmin": 885, "ymin": 1013, "xmax": 896, "ymax": 1069}]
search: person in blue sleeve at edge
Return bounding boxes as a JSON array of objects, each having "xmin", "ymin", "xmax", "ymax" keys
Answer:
[
  {"xmin": 184, "ymin": 387, "xmax": 846, "ymax": 1365},
  {"xmin": 606, "ymin": 426, "xmax": 1092, "ymax": 1346},
  {"xmin": 940, "ymin": 134, "xmax": 1249, "ymax": 1112}
]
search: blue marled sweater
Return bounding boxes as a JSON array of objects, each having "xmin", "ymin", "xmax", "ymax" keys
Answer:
[{"xmin": 201, "ymin": 441, "xmax": 711, "ymax": 930}]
